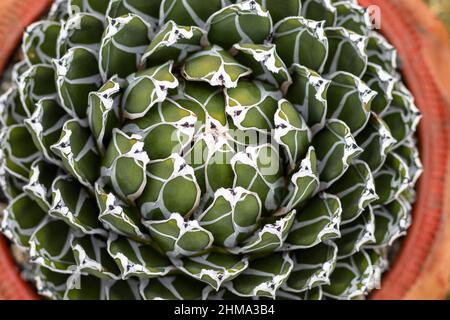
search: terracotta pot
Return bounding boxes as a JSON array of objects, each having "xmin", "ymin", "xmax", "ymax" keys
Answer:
[{"xmin": 0, "ymin": 0, "xmax": 449, "ymax": 300}]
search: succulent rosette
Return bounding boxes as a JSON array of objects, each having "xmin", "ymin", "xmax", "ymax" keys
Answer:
[{"xmin": 0, "ymin": 0, "xmax": 422, "ymax": 300}]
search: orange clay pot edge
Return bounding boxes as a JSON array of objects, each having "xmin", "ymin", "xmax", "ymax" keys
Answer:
[{"xmin": 0, "ymin": 0, "xmax": 449, "ymax": 300}]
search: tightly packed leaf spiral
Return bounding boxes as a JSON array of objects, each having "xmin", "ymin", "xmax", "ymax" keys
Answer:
[{"xmin": 0, "ymin": 0, "xmax": 422, "ymax": 300}]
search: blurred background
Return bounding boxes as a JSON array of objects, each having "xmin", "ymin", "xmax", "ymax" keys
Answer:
[{"xmin": 425, "ymin": 0, "xmax": 450, "ymax": 32}]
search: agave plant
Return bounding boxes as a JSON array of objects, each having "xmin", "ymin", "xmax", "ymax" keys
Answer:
[{"xmin": 0, "ymin": 0, "xmax": 422, "ymax": 300}]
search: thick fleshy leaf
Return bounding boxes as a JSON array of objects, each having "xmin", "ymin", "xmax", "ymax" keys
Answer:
[
  {"xmin": 58, "ymin": 13, "xmax": 105, "ymax": 56},
  {"xmin": 282, "ymin": 241, "xmax": 337, "ymax": 292},
  {"xmin": 72, "ymin": 234, "xmax": 121, "ymax": 279},
  {"xmin": 355, "ymin": 113, "xmax": 397, "ymax": 173},
  {"xmin": 107, "ymin": 0, "xmax": 162, "ymax": 26},
  {"xmin": 326, "ymin": 71, "xmax": 377, "ymax": 135},
  {"xmin": 160, "ymin": 0, "xmax": 230, "ymax": 28},
  {"xmin": 138, "ymin": 154, "xmax": 201, "ymax": 220},
  {"xmin": 0, "ymin": 88, "xmax": 29, "ymax": 127},
  {"xmin": 373, "ymin": 152, "xmax": 410, "ymax": 206},
  {"xmin": 251, "ymin": 0, "xmax": 302, "ymax": 23},
  {"xmin": 324, "ymin": 250, "xmax": 376, "ymax": 300},
  {"xmin": 366, "ymin": 32, "xmax": 397, "ymax": 73},
  {"xmin": 231, "ymin": 144, "xmax": 284, "ymax": 212},
  {"xmin": 69, "ymin": 0, "xmax": 110, "ymax": 18},
  {"xmin": 23, "ymin": 21, "xmax": 61, "ymax": 65},
  {"xmin": 0, "ymin": 125, "xmax": 40, "ymax": 181},
  {"xmin": 324, "ymin": 27, "xmax": 368, "ymax": 77},
  {"xmin": 122, "ymin": 98, "xmax": 196, "ymax": 161},
  {"xmin": 64, "ymin": 275, "xmax": 141, "ymax": 300},
  {"xmin": 225, "ymin": 252, "xmax": 293, "ymax": 299},
  {"xmin": 101, "ymin": 129, "xmax": 150, "ymax": 202},
  {"xmin": 233, "ymin": 43, "xmax": 292, "ymax": 89},
  {"xmin": 370, "ymin": 197, "xmax": 412, "ymax": 247},
  {"xmin": 35, "ymin": 266, "xmax": 71, "ymax": 300},
  {"xmin": 99, "ymin": 14, "xmax": 152, "ymax": 80},
  {"xmin": 274, "ymin": 99, "xmax": 311, "ymax": 170},
  {"xmin": 285, "ymin": 193, "xmax": 341, "ymax": 249},
  {"xmin": 312, "ymin": 120, "xmax": 362, "ymax": 189},
  {"xmin": 107, "ymin": 233, "xmax": 175, "ymax": 279},
  {"xmin": 362, "ymin": 63, "xmax": 396, "ymax": 115},
  {"xmin": 198, "ymin": 187, "xmax": 262, "ymax": 248},
  {"xmin": 24, "ymin": 98, "xmax": 71, "ymax": 165},
  {"xmin": 140, "ymin": 275, "xmax": 209, "ymax": 300},
  {"xmin": 285, "ymin": 64, "xmax": 330, "ymax": 134},
  {"xmin": 206, "ymin": 1, "xmax": 273, "ymax": 50},
  {"xmin": 51, "ymin": 119, "xmax": 101, "ymax": 190},
  {"xmin": 394, "ymin": 138, "xmax": 423, "ymax": 187},
  {"xmin": 334, "ymin": 207, "xmax": 376, "ymax": 259},
  {"xmin": 300, "ymin": 0, "xmax": 336, "ymax": 27},
  {"xmin": 122, "ymin": 62, "xmax": 179, "ymax": 119},
  {"xmin": 49, "ymin": 175, "xmax": 106, "ymax": 236},
  {"xmin": 230, "ymin": 210, "xmax": 296, "ymax": 254},
  {"xmin": 18, "ymin": 64, "xmax": 57, "ymax": 116},
  {"xmin": 333, "ymin": 1, "xmax": 371, "ymax": 36},
  {"xmin": 282, "ymin": 147, "xmax": 319, "ymax": 211},
  {"xmin": 225, "ymin": 80, "xmax": 281, "ymax": 132},
  {"xmin": 173, "ymin": 252, "xmax": 249, "ymax": 290},
  {"xmin": 328, "ymin": 160, "xmax": 378, "ymax": 224},
  {"xmin": 143, "ymin": 213, "xmax": 213, "ymax": 257},
  {"xmin": 23, "ymin": 159, "xmax": 61, "ymax": 212},
  {"xmin": 1, "ymin": 193, "xmax": 47, "ymax": 248},
  {"xmin": 95, "ymin": 182, "xmax": 150, "ymax": 242},
  {"xmin": 54, "ymin": 47, "xmax": 102, "ymax": 119},
  {"xmin": 182, "ymin": 46, "xmax": 252, "ymax": 88},
  {"xmin": 273, "ymin": 16, "xmax": 328, "ymax": 72},
  {"xmin": 88, "ymin": 76, "xmax": 122, "ymax": 153},
  {"xmin": 142, "ymin": 21, "xmax": 205, "ymax": 67},
  {"xmin": 381, "ymin": 84, "xmax": 421, "ymax": 147},
  {"xmin": 29, "ymin": 218, "xmax": 78, "ymax": 273}
]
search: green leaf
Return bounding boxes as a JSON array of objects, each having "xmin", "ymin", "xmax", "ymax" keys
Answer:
[
  {"xmin": 233, "ymin": 43, "xmax": 292, "ymax": 89},
  {"xmin": 88, "ymin": 76, "xmax": 122, "ymax": 153},
  {"xmin": 51, "ymin": 119, "xmax": 101, "ymax": 190},
  {"xmin": 285, "ymin": 64, "xmax": 330, "ymax": 134},
  {"xmin": 286, "ymin": 193, "xmax": 341, "ymax": 249},
  {"xmin": 300, "ymin": 0, "xmax": 336, "ymax": 27},
  {"xmin": 107, "ymin": 0, "xmax": 162, "ymax": 26},
  {"xmin": 324, "ymin": 27, "xmax": 368, "ymax": 77},
  {"xmin": 1, "ymin": 193, "xmax": 47, "ymax": 248},
  {"xmin": 198, "ymin": 187, "xmax": 262, "ymax": 248},
  {"xmin": 206, "ymin": 1, "xmax": 273, "ymax": 50},
  {"xmin": 49, "ymin": 175, "xmax": 106, "ymax": 236},
  {"xmin": 58, "ymin": 13, "xmax": 105, "ymax": 56},
  {"xmin": 122, "ymin": 61, "xmax": 179, "ymax": 119},
  {"xmin": 99, "ymin": 14, "xmax": 152, "ymax": 80},
  {"xmin": 138, "ymin": 154, "xmax": 201, "ymax": 220},
  {"xmin": 142, "ymin": 21, "xmax": 205, "ymax": 67},
  {"xmin": 328, "ymin": 160, "xmax": 378, "ymax": 224},
  {"xmin": 101, "ymin": 129, "xmax": 150, "ymax": 202},
  {"xmin": 283, "ymin": 241, "xmax": 337, "ymax": 292},
  {"xmin": 95, "ymin": 182, "xmax": 150, "ymax": 242},
  {"xmin": 225, "ymin": 252, "xmax": 293, "ymax": 298},
  {"xmin": 23, "ymin": 21, "xmax": 61, "ymax": 65},
  {"xmin": 107, "ymin": 233, "xmax": 175, "ymax": 279},
  {"xmin": 326, "ymin": 71, "xmax": 376, "ymax": 135},
  {"xmin": 24, "ymin": 98, "xmax": 71, "ymax": 165},
  {"xmin": 173, "ymin": 252, "xmax": 249, "ymax": 290},
  {"xmin": 312, "ymin": 120, "xmax": 362, "ymax": 189},
  {"xmin": 143, "ymin": 213, "xmax": 213, "ymax": 257},
  {"xmin": 54, "ymin": 47, "xmax": 102, "ymax": 119},
  {"xmin": 182, "ymin": 46, "xmax": 252, "ymax": 88},
  {"xmin": 273, "ymin": 16, "xmax": 328, "ymax": 72},
  {"xmin": 224, "ymin": 80, "xmax": 281, "ymax": 132}
]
